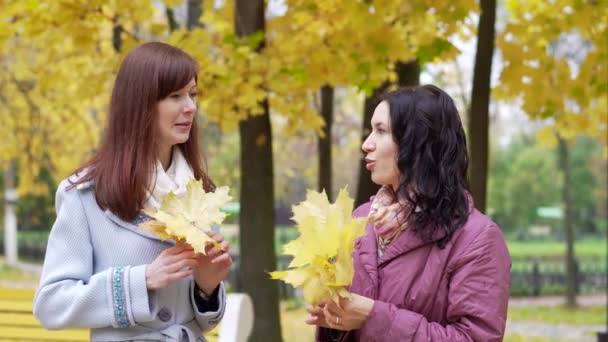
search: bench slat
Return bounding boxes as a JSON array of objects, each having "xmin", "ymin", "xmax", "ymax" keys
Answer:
[
  {"xmin": 0, "ymin": 288, "xmax": 225, "ymax": 342},
  {"xmin": 0, "ymin": 300, "xmax": 32, "ymax": 312},
  {"xmin": 0, "ymin": 288, "xmax": 35, "ymax": 301},
  {"xmin": 0, "ymin": 327, "xmax": 88, "ymax": 341},
  {"xmin": 0, "ymin": 312, "xmax": 40, "ymax": 326}
]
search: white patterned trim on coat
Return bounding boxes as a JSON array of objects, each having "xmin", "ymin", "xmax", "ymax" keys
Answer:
[{"xmin": 111, "ymin": 266, "xmax": 130, "ymax": 328}]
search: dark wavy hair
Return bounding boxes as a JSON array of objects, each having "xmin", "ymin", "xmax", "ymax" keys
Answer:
[{"xmin": 385, "ymin": 85, "xmax": 470, "ymax": 248}]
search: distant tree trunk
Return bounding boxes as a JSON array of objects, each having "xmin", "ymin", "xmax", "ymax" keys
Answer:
[
  {"xmin": 165, "ymin": 7, "xmax": 179, "ymax": 32},
  {"xmin": 112, "ymin": 23, "xmax": 123, "ymax": 52},
  {"xmin": 318, "ymin": 85, "xmax": 333, "ymax": 200},
  {"xmin": 186, "ymin": 0, "xmax": 203, "ymax": 30},
  {"xmin": 396, "ymin": 60, "xmax": 420, "ymax": 86},
  {"xmin": 3, "ymin": 161, "xmax": 18, "ymax": 266},
  {"xmin": 468, "ymin": 0, "xmax": 496, "ymax": 213},
  {"xmin": 235, "ymin": 1, "xmax": 282, "ymax": 341},
  {"xmin": 355, "ymin": 60, "xmax": 420, "ymax": 207},
  {"xmin": 558, "ymin": 136, "xmax": 577, "ymax": 307}
]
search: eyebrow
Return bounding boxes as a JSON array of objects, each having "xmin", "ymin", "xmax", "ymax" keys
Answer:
[{"xmin": 372, "ymin": 122, "xmax": 387, "ymax": 129}]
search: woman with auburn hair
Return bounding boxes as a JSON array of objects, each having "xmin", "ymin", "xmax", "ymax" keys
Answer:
[
  {"xmin": 307, "ymin": 85, "xmax": 511, "ymax": 341},
  {"xmin": 34, "ymin": 42, "xmax": 231, "ymax": 341}
]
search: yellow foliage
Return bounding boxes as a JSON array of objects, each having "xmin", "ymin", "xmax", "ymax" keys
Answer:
[
  {"xmin": 269, "ymin": 187, "xmax": 367, "ymax": 305},
  {"xmin": 1, "ymin": 0, "xmax": 478, "ymax": 194},
  {"xmin": 497, "ymin": 0, "xmax": 607, "ymax": 151},
  {"xmin": 535, "ymin": 126, "xmax": 559, "ymax": 149},
  {"xmin": 0, "ymin": 0, "xmax": 159, "ymax": 193}
]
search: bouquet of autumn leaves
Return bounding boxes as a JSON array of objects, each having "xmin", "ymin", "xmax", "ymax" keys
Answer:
[
  {"xmin": 139, "ymin": 178, "xmax": 232, "ymax": 254},
  {"xmin": 270, "ymin": 188, "xmax": 367, "ymax": 305}
]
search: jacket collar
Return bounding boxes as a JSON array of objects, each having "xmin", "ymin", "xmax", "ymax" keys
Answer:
[
  {"xmin": 355, "ymin": 215, "xmax": 448, "ymax": 280},
  {"xmin": 377, "ymin": 227, "xmax": 445, "ymax": 267},
  {"xmin": 104, "ymin": 209, "xmax": 174, "ymax": 244},
  {"xmin": 74, "ymin": 174, "xmax": 174, "ymax": 244}
]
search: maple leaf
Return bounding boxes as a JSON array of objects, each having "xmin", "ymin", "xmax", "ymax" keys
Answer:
[
  {"xmin": 140, "ymin": 178, "xmax": 232, "ymax": 254},
  {"xmin": 269, "ymin": 187, "xmax": 367, "ymax": 305}
]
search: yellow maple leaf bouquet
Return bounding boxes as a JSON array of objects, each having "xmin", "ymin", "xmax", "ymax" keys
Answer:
[
  {"xmin": 139, "ymin": 178, "xmax": 232, "ymax": 254},
  {"xmin": 270, "ymin": 187, "xmax": 367, "ymax": 305}
]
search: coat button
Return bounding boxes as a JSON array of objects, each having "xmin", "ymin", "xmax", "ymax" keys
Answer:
[{"xmin": 158, "ymin": 307, "xmax": 172, "ymax": 322}]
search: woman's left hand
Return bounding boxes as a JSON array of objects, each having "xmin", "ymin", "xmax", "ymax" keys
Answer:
[
  {"xmin": 305, "ymin": 292, "xmax": 374, "ymax": 331},
  {"xmin": 192, "ymin": 231, "xmax": 232, "ymax": 296}
]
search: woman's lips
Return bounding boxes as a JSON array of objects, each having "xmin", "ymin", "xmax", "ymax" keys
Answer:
[
  {"xmin": 175, "ymin": 122, "xmax": 191, "ymax": 130},
  {"xmin": 365, "ymin": 159, "xmax": 375, "ymax": 171}
]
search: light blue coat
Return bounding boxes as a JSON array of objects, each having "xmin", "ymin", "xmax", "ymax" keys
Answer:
[{"xmin": 33, "ymin": 177, "xmax": 226, "ymax": 341}]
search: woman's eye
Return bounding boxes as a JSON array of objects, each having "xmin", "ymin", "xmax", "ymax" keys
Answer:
[{"xmin": 170, "ymin": 94, "xmax": 181, "ymax": 99}]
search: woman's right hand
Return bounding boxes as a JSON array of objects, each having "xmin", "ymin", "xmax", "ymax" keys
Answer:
[
  {"xmin": 145, "ymin": 244, "xmax": 198, "ymax": 290},
  {"xmin": 306, "ymin": 293, "xmax": 374, "ymax": 331}
]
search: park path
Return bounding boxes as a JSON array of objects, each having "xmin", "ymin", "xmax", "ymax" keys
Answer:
[
  {"xmin": 508, "ymin": 294, "xmax": 607, "ymax": 341},
  {"xmin": 506, "ymin": 320, "xmax": 605, "ymax": 341}
]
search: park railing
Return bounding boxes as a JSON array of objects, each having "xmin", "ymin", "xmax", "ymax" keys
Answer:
[
  {"xmin": 510, "ymin": 256, "xmax": 607, "ymax": 296},
  {"xmin": 225, "ymin": 255, "xmax": 607, "ymax": 298}
]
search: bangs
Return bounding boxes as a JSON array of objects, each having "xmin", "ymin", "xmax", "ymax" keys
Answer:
[{"xmin": 157, "ymin": 50, "xmax": 198, "ymax": 99}]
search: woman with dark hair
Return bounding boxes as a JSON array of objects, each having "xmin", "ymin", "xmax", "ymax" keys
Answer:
[
  {"xmin": 307, "ymin": 85, "xmax": 511, "ymax": 341},
  {"xmin": 34, "ymin": 42, "xmax": 231, "ymax": 341}
]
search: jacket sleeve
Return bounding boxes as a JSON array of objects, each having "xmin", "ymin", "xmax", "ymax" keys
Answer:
[
  {"xmin": 189, "ymin": 281, "xmax": 226, "ymax": 333},
  {"xmin": 33, "ymin": 181, "xmax": 155, "ymax": 329},
  {"xmin": 359, "ymin": 225, "xmax": 511, "ymax": 342}
]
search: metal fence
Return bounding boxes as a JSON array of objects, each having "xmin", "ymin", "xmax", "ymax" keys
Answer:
[{"xmin": 225, "ymin": 255, "xmax": 607, "ymax": 298}]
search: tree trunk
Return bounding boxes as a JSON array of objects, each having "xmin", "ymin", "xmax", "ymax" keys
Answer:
[
  {"xmin": 396, "ymin": 60, "xmax": 420, "ymax": 86},
  {"xmin": 235, "ymin": 1, "xmax": 282, "ymax": 341},
  {"xmin": 3, "ymin": 161, "xmax": 18, "ymax": 266},
  {"xmin": 558, "ymin": 136, "xmax": 577, "ymax": 307},
  {"xmin": 165, "ymin": 7, "xmax": 179, "ymax": 32},
  {"xmin": 318, "ymin": 85, "xmax": 333, "ymax": 200},
  {"xmin": 112, "ymin": 24, "xmax": 123, "ymax": 52},
  {"xmin": 355, "ymin": 60, "xmax": 420, "ymax": 207},
  {"xmin": 468, "ymin": 0, "xmax": 496, "ymax": 213},
  {"xmin": 186, "ymin": 0, "xmax": 203, "ymax": 30}
]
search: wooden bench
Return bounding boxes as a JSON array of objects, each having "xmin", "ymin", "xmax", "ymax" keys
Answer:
[
  {"xmin": 0, "ymin": 288, "xmax": 253, "ymax": 342},
  {"xmin": 0, "ymin": 288, "xmax": 88, "ymax": 341}
]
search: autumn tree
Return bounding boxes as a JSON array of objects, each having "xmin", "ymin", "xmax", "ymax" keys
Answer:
[
  {"xmin": 468, "ymin": 0, "xmax": 496, "ymax": 213},
  {"xmin": 234, "ymin": 1, "xmax": 282, "ymax": 340},
  {"xmin": 497, "ymin": 0, "xmax": 607, "ymax": 307}
]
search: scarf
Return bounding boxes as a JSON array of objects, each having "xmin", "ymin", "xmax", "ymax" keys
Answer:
[
  {"xmin": 143, "ymin": 148, "xmax": 194, "ymax": 210},
  {"xmin": 368, "ymin": 186, "xmax": 410, "ymax": 256}
]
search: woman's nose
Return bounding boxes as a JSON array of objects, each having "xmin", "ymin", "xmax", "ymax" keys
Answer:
[
  {"xmin": 362, "ymin": 135, "xmax": 374, "ymax": 152},
  {"xmin": 184, "ymin": 97, "xmax": 196, "ymax": 113}
]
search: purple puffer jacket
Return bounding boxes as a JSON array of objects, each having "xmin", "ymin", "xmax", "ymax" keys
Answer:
[{"xmin": 317, "ymin": 201, "xmax": 511, "ymax": 342}]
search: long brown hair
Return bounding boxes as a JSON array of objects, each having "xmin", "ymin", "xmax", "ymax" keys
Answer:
[{"xmin": 72, "ymin": 42, "xmax": 214, "ymax": 221}]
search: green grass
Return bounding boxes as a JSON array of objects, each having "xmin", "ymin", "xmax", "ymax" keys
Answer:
[
  {"xmin": 0, "ymin": 262, "xmax": 40, "ymax": 286},
  {"xmin": 508, "ymin": 305, "xmax": 607, "ymax": 326},
  {"xmin": 274, "ymin": 228, "xmax": 607, "ymax": 260},
  {"xmin": 507, "ymin": 239, "xmax": 607, "ymax": 259}
]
